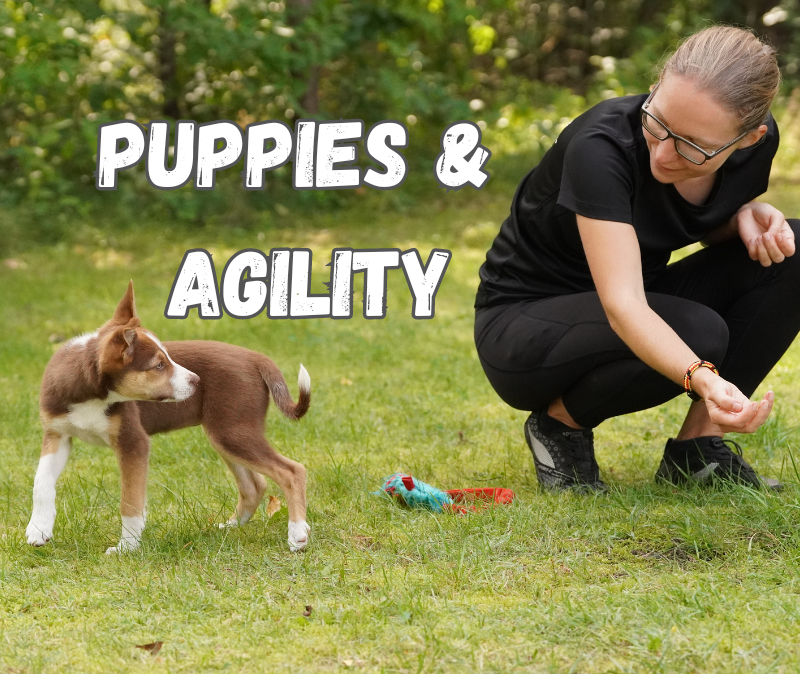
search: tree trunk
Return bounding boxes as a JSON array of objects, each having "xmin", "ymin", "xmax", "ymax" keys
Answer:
[
  {"xmin": 158, "ymin": 7, "xmax": 181, "ymax": 119},
  {"xmin": 287, "ymin": 0, "xmax": 320, "ymax": 116}
]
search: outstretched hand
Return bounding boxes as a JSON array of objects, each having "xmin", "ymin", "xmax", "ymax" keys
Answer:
[
  {"xmin": 703, "ymin": 376, "xmax": 773, "ymax": 434},
  {"xmin": 736, "ymin": 201, "xmax": 795, "ymax": 266}
]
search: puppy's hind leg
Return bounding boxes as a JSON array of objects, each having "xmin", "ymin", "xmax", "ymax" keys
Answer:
[
  {"xmin": 253, "ymin": 443, "xmax": 309, "ymax": 552},
  {"xmin": 26, "ymin": 432, "xmax": 72, "ymax": 546},
  {"xmin": 217, "ymin": 457, "xmax": 267, "ymax": 528},
  {"xmin": 206, "ymin": 430, "xmax": 308, "ymax": 552}
]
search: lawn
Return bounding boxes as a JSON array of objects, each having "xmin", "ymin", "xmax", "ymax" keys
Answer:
[{"xmin": 1, "ymin": 179, "xmax": 800, "ymax": 673}]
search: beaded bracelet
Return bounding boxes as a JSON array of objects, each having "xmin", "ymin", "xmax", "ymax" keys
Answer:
[{"xmin": 683, "ymin": 360, "xmax": 719, "ymax": 401}]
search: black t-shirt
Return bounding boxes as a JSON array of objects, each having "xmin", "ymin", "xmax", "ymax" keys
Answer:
[{"xmin": 475, "ymin": 94, "xmax": 779, "ymax": 308}]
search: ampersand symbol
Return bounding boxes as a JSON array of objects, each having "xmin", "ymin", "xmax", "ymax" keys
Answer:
[{"xmin": 433, "ymin": 121, "xmax": 491, "ymax": 190}]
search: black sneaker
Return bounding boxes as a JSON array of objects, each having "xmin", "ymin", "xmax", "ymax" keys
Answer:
[
  {"xmin": 524, "ymin": 410, "xmax": 606, "ymax": 492},
  {"xmin": 656, "ymin": 436, "xmax": 782, "ymax": 490}
]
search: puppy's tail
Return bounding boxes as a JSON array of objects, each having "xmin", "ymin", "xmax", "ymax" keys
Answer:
[{"xmin": 260, "ymin": 360, "xmax": 311, "ymax": 421}]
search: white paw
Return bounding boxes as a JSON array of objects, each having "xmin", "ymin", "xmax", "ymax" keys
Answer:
[
  {"xmin": 288, "ymin": 520, "xmax": 310, "ymax": 552},
  {"xmin": 26, "ymin": 522, "xmax": 52, "ymax": 547},
  {"xmin": 218, "ymin": 511, "xmax": 253, "ymax": 529},
  {"xmin": 105, "ymin": 539, "xmax": 140, "ymax": 555}
]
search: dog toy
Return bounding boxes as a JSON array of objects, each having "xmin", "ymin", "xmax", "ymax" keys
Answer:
[{"xmin": 376, "ymin": 473, "xmax": 515, "ymax": 514}]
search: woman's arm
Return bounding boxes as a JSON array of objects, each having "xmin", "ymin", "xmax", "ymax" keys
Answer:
[
  {"xmin": 577, "ymin": 214, "xmax": 772, "ymax": 433},
  {"xmin": 700, "ymin": 213, "xmax": 738, "ymax": 247}
]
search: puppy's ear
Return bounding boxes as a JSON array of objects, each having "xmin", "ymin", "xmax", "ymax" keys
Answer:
[
  {"xmin": 112, "ymin": 280, "xmax": 138, "ymax": 324},
  {"xmin": 120, "ymin": 326, "xmax": 137, "ymax": 364},
  {"xmin": 99, "ymin": 325, "xmax": 138, "ymax": 370}
]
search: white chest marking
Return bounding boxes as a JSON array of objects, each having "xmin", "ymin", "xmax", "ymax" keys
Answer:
[{"xmin": 48, "ymin": 393, "xmax": 130, "ymax": 446}]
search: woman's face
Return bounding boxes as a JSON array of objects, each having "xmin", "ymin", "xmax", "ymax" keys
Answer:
[{"xmin": 642, "ymin": 74, "xmax": 765, "ymax": 184}]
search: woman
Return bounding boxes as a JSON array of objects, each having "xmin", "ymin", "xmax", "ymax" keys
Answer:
[{"xmin": 474, "ymin": 26, "xmax": 799, "ymax": 491}]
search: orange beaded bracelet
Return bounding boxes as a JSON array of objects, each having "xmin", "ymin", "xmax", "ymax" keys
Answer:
[{"xmin": 683, "ymin": 360, "xmax": 719, "ymax": 401}]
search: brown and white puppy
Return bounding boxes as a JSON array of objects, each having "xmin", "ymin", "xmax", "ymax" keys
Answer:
[{"xmin": 26, "ymin": 281, "xmax": 311, "ymax": 553}]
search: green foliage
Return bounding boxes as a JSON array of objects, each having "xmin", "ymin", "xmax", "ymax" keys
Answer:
[{"xmin": 1, "ymin": 0, "xmax": 799, "ymax": 229}]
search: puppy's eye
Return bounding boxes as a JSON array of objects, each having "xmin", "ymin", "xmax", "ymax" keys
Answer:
[{"xmin": 155, "ymin": 362, "xmax": 165, "ymax": 370}]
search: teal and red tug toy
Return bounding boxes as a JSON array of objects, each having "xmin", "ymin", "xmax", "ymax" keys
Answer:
[{"xmin": 376, "ymin": 473, "xmax": 515, "ymax": 514}]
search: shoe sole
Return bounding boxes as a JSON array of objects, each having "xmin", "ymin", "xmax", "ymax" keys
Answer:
[{"xmin": 524, "ymin": 420, "xmax": 563, "ymax": 490}]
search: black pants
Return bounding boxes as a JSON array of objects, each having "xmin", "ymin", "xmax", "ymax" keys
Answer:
[{"xmin": 475, "ymin": 220, "xmax": 800, "ymax": 429}]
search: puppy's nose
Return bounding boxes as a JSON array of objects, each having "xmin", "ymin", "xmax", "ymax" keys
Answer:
[{"xmin": 189, "ymin": 372, "xmax": 201, "ymax": 387}]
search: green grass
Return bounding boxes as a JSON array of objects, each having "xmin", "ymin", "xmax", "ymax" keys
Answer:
[{"xmin": 1, "ymin": 181, "xmax": 800, "ymax": 673}]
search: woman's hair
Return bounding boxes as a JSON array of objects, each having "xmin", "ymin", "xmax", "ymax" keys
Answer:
[{"xmin": 659, "ymin": 26, "xmax": 781, "ymax": 133}]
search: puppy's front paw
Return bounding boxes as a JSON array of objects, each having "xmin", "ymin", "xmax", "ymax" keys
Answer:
[
  {"xmin": 218, "ymin": 516, "xmax": 245, "ymax": 529},
  {"xmin": 105, "ymin": 539, "xmax": 140, "ymax": 555},
  {"xmin": 26, "ymin": 522, "xmax": 52, "ymax": 547},
  {"xmin": 288, "ymin": 520, "xmax": 310, "ymax": 552}
]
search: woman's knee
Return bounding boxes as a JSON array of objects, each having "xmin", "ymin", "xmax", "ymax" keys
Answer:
[
  {"xmin": 758, "ymin": 219, "xmax": 800, "ymax": 306},
  {"xmin": 783, "ymin": 219, "xmax": 800, "ymax": 277},
  {"xmin": 651, "ymin": 296, "xmax": 729, "ymax": 364},
  {"xmin": 690, "ymin": 308, "xmax": 729, "ymax": 364}
]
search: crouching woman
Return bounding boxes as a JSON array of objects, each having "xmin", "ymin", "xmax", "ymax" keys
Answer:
[{"xmin": 474, "ymin": 26, "xmax": 799, "ymax": 490}]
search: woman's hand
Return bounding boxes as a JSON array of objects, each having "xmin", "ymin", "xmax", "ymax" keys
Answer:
[
  {"xmin": 735, "ymin": 201, "xmax": 795, "ymax": 266},
  {"xmin": 693, "ymin": 368, "xmax": 773, "ymax": 433}
]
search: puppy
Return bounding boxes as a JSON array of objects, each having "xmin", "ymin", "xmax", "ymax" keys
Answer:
[{"xmin": 26, "ymin": 281, "xmax": 311, "ymax": 553}]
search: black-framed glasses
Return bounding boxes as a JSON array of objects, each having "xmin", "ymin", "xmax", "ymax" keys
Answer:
[{"xmin": 641, "ymin": 81, "xmax": 753, "ymax": 165}]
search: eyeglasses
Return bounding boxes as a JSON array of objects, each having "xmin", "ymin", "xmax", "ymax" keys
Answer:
[{"xmin": 641, "ymin": 81, "xmax": 753, "ymax": 165}]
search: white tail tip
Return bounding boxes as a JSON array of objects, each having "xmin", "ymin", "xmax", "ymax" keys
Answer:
[{"xmin": 298, "ymin": 364, "xmax": 311, "ymax": 393}]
